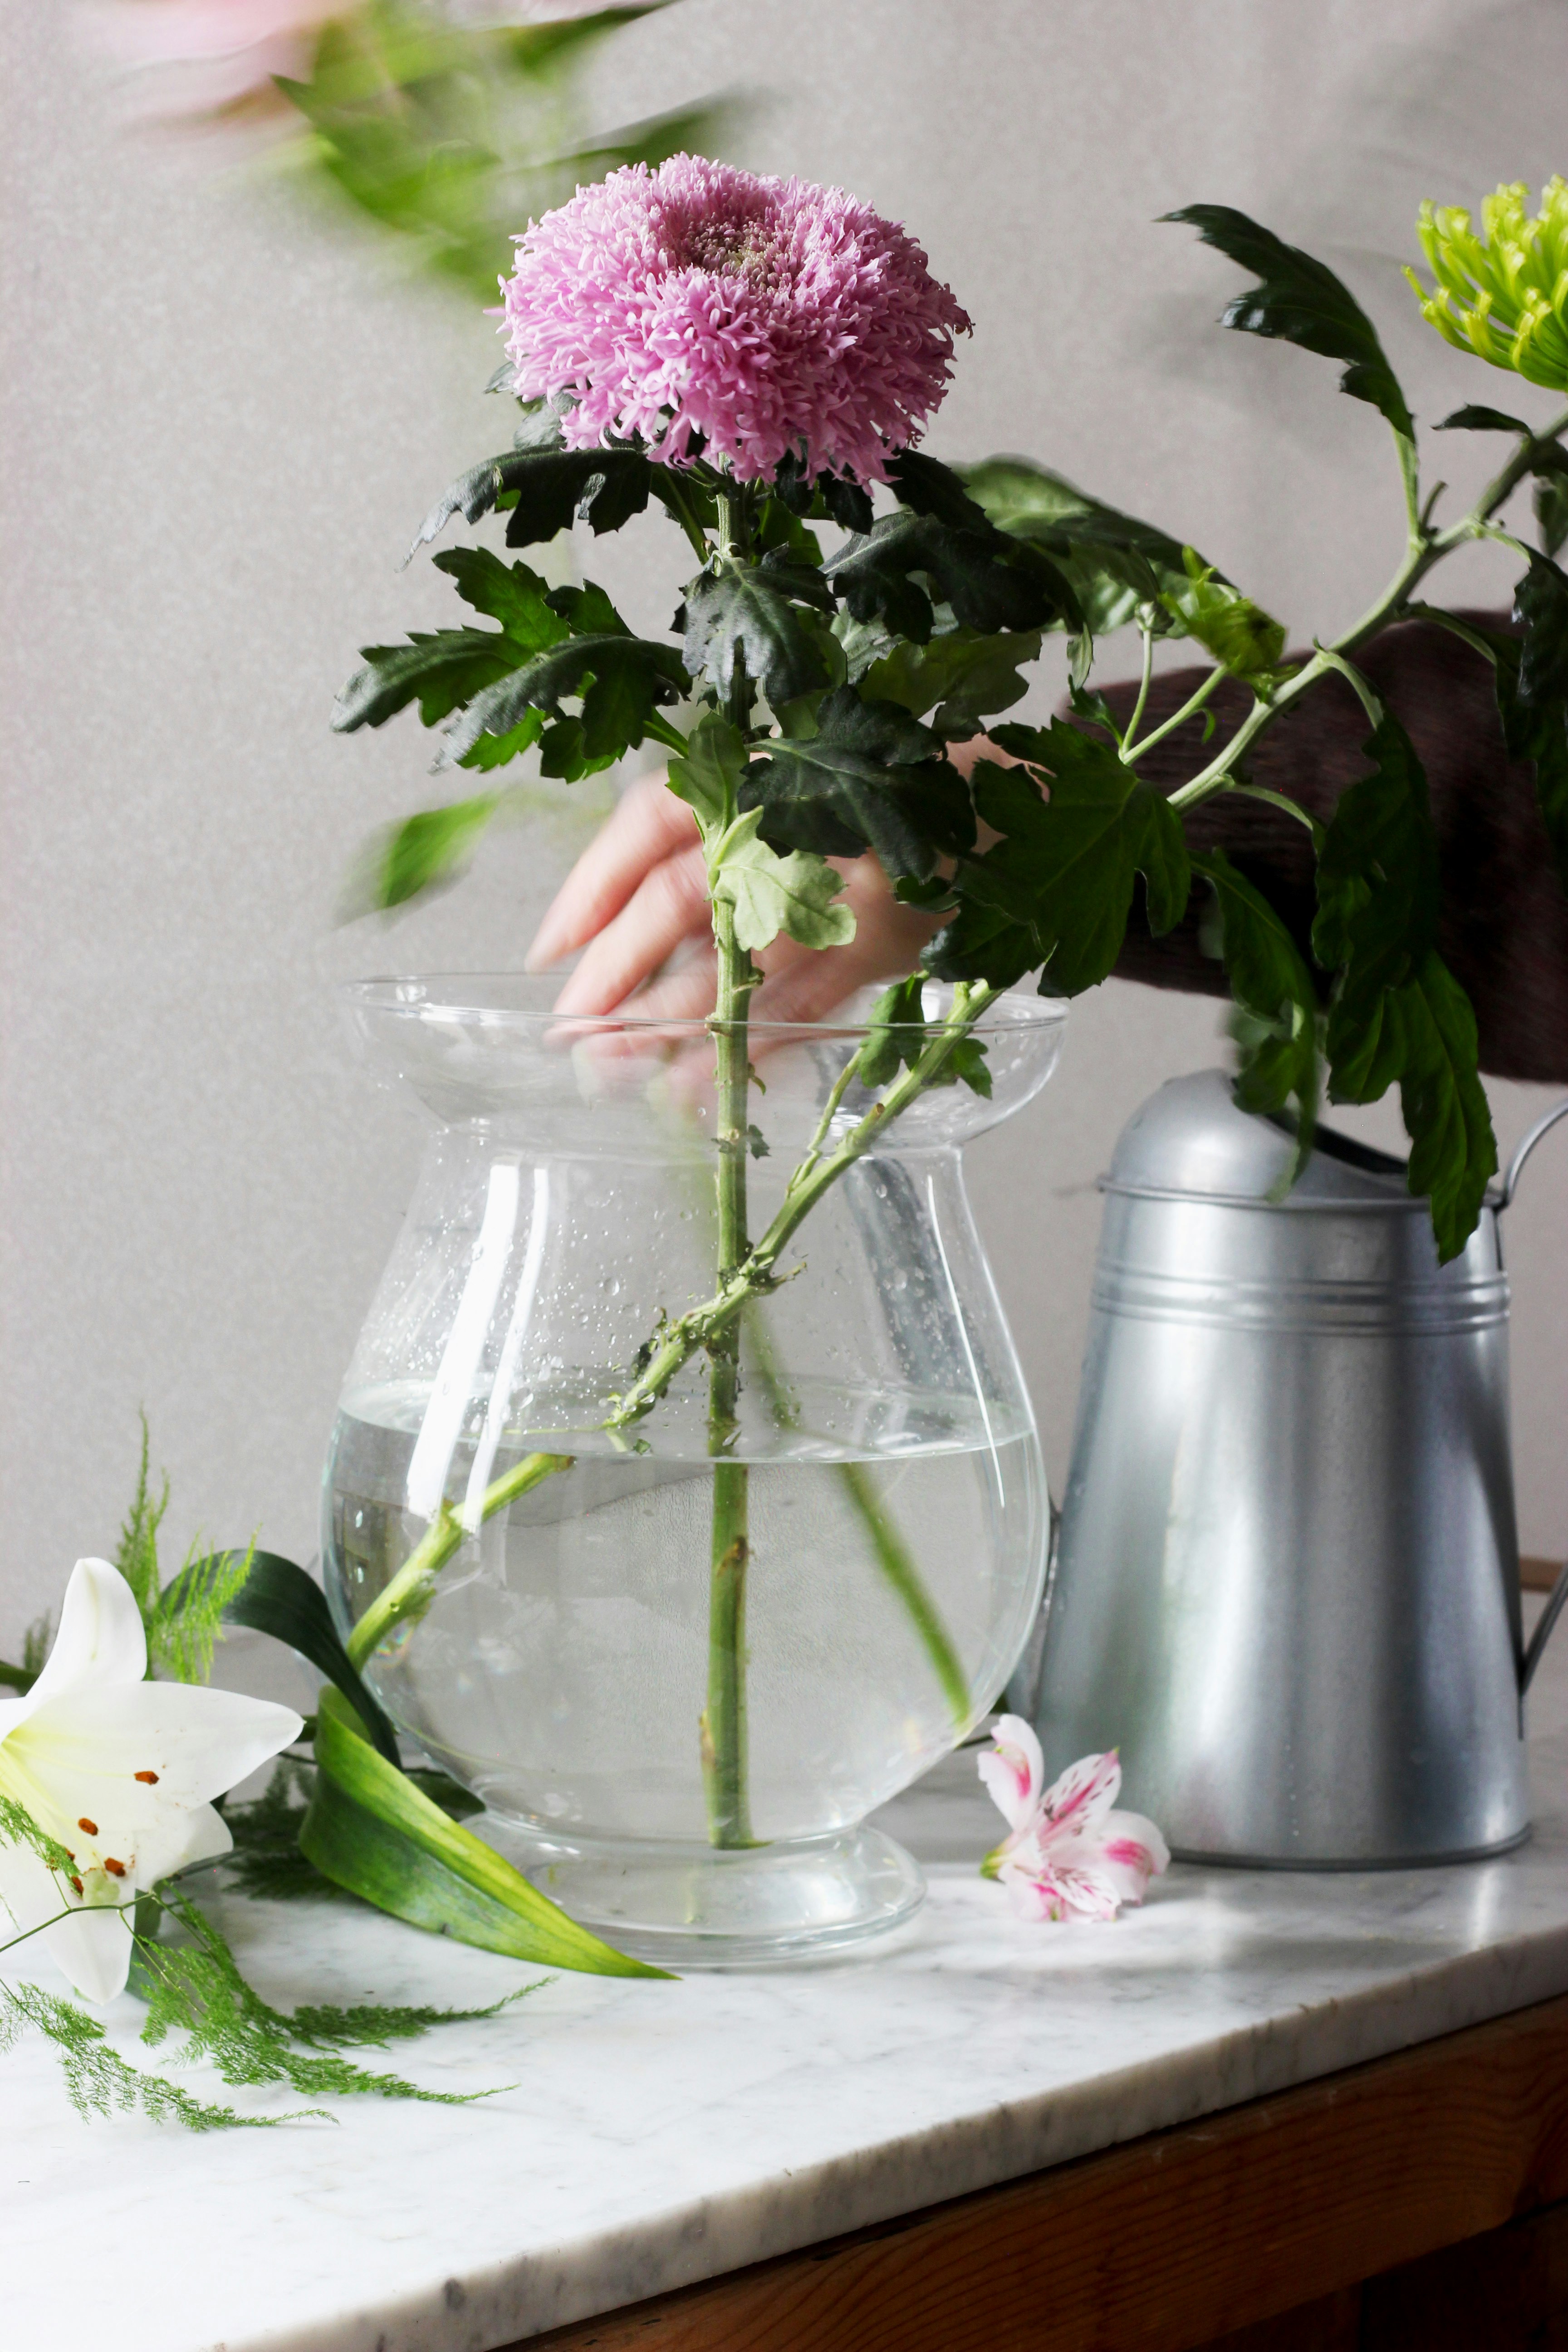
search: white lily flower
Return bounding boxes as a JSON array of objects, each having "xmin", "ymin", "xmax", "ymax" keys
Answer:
[{"xmin": 0, "ymin": 1558, "xmax": 302, "ymax": 2002}]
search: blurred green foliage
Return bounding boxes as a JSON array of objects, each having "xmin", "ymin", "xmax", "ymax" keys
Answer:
[{"xmin": 274, "ymin": 2, "xmax": 737, "ymax": 300}]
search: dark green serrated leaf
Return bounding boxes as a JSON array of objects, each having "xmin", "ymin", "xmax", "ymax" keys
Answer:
[
  {"xmin": 1309, "ymin": 714, "xmax": 1495, "ymax": 1258},
  {"xmin": 1485, "ymin": 607, "xmax": 1568, "ymax": 892},
  {"xmin": 1434, "ymin": 405, "xmax": 1534, "ymax": 434},
  {"xmin": 682, "ymin": 559, "xmax": 831, "ymax": 710},
  {"xmin": 1191, "ymin": 848, "xmax": 1320, "ymax": 1150},
  {"xmin": 862, "ymin": 625, "xmax": 1043, "ymax": 739},
  {"xmin": 827, "ymin": 510, "xmax": 1077, "ymax": 645},
  {"xmin": 741, "ymin": 686, "xmax": 972, "ymax": 879},
  {"xmin": 441, "ymin": 633, "xmax": 686, "ymax": 767},
  {"xmin": 884, "ymin": 448, "xmax": 997, "ymax": 532},
  {"xmin": 960, "ymin": 455, "xmax": 1250, "ymax": 645},
  {"xmin": 333, "ymin": 630, "xmax": 523, "ymax": 733},
  {"xmin": 1515, "ymin": 549, "xmax": 1568, "ymax": 710},
  {"xmin": 1536, "ymin": 474, "xmax": 1568, "ymax": 560},
  {"xmin": 1165, "ymin": 205, "xmax": 1414, "ymax": 444},
  {"xmin": 946, "ymin": 724, "xmax": 1191, "ymax": 994},
  {"xmin": 922, "ymin": 893, "xmax": 1044, "ymax": 991},
  {"xmin": 434, "ymin": 547, "xmax": 571, "ymax": 647},
  {"xmin": 857, "ymin": 975, "xmax": 928, "ymax": 1087},
  {"xmin": 409, "ymin": 435, "xmax": 655, "ymax": 560},
  {"xmin": 303, "ymin": 1688, "xmax": 665, "ymax": 1976},
  {"xmin": 774, "ymin": 451, "xmax": 875, "ymax": 535}
]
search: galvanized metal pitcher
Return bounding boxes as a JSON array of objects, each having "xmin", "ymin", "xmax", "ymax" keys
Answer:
[{"xmin": 1014, "ymin": 1069, "xmax": 1568, "ymax": 1867}]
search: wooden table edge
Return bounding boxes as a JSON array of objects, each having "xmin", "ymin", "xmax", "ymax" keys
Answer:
[{"xmin": 511, "ymin": 1990, "xmax": 1568, "ymax": 2352}]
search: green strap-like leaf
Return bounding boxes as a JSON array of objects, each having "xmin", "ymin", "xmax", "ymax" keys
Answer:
[
  {"xmin": 1165, "ymin": 205, "xmax": 1414, "ymax": 445},
  {"xmin": 303, "ymin": 1690, "xmax": 666, "ymax": 1978},
  {"xmin": 167, "ymin": 1551, "xmax": 402, "ymax": 1769}
]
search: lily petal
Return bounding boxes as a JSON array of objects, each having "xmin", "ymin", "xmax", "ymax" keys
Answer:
[
  {"xmin": 977, "ymin": 1713, "xmax": 1046, "ymax": 1833},
  {"xmin": 23, "ymin": 1560, "xmax": 147, "ymax": 1713},
  {"xmin": 6, "ymin": 1684, "xmax": 299, "ymax": 1888},
  {"xmin": 0, "ymin": 1841, "xmax": 133, "ymax": 2005}
]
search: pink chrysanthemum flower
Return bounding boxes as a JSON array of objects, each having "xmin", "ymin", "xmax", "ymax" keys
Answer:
[{"xmin": 500, "ymin": 154, "xmax": 971, "ymax": 485}]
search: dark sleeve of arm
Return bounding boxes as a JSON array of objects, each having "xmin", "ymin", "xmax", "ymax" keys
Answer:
[{"xmin": 1098, "ymin": 611, "xmax": 1568, "ymax": 1085}]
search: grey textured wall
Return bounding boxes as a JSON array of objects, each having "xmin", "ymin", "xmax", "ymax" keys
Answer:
[{"xmin": 4, "ymin": 0, "xmax": 1568, "ymax": 1643}]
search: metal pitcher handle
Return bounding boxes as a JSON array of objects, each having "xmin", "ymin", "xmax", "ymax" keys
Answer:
[{"xmin": 1502, "ymin": 1097, "xmax": 1568, "ymax": 1695}]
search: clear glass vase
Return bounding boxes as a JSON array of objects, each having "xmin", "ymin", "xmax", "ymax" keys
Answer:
[{"xmin": 324, "ymin": 975, "xmax": 1066, "ymax": 1965}]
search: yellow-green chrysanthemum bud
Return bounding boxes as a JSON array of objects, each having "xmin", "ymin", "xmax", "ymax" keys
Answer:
[{"xmin": 1406, "ymin": 179, "xmax": 1568, "ymax": 392}]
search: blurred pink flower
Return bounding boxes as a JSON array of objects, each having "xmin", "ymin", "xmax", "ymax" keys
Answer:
[
  {"xmin": 86, "ymin": 0, "xmax": 345, "ymax": 116},
  {"xmin": 979, "ymin": 1717, "xmax": 1170, "ymax": 1924},
  {"xmin": 499, "ymin": 153, "xmax": 971, "ymax": 485}
]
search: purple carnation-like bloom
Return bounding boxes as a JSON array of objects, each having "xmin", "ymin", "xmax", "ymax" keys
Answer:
[{"xmin": 500, "ymin": 155, "xmax": 971, "ymax": 485}]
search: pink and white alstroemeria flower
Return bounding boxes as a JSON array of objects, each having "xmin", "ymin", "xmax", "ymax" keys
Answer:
[
  {"xmin": 979, "ymin": 1716, "xmax": 1169, "ymax": 1924},
  {"xmin": 0, "ymin": 1559, "xmax": 301, "ymax": 2003}
]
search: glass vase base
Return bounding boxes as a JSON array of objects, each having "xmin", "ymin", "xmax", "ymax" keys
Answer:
[{"xmin": 479, "ymin": 1817, "xmax": 927, "ymax": 1968}]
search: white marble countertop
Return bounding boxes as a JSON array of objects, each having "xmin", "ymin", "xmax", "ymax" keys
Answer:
[{"xmin": 10, "ymin": 1597, "xmax": 1568, "ymax": 2352}]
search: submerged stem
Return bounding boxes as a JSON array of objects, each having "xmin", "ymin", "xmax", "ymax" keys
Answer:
[
  {"xmin": 346, "ymin": 1450, "xmax": 573, "ymax": 1673},
  {"xmin": 698, "ymin": 596, "xmax": 760, "ymax": 1847}
]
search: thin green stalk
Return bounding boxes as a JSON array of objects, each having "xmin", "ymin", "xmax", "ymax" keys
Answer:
[
  {"xmin": 836, "ymin": 1460, "xmax": 970, "ymax": 1725},
  {"xmin": 610, "ymin": 983, "xmax": 999, "ymax": 1431},
  {"xmin": 1166, "ymin": 400, "xmax": 1568, "ymax": 815},
  {"xmin": 1119, "ymin": 625, "xmax": 1156, "ymax": 756},
  {"xmin": 346, "ymin": 1449, "xmax": 573, "ymax": 1672},
  {"xmin": 745, "ymin": 1302, "xmax": 970, "ymax": 1729},
  {"xmin": 352, "ymin": 990, "xmax": 1001, "ymax": 1687},
  {"xmin": 697, "ymin": 491, "xmax": 760, "ymax": 1848},
  {"xmin": 700, "ymin": 889, "xmax": 758, "ymax": 1847},
  {"xmin": 1119, "ymin": 662, "xmax": 1225, "ymax": 763}
]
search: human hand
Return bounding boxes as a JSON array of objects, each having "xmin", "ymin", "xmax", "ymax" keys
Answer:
[{"xmin": 526, "ymin": 769, "xmax": 946, "ymax": 1023}]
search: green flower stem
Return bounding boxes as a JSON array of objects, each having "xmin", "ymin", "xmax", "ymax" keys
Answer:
[
  {"xmin": 346, "ymin": 1450, "xmax": 574, "ymax": 1672},
  {"xmin": 1162, "ymin": 398, "xmax": 1568, "ymax": 818},
  {"xmin": 348, "ymin": 987, "xmax": 999, "ymax": 1738},
  {"xmin": 1119, "ymin": 662, "xmax": 1225, "ymax": 764},
  {"xmin": 1119, "ymin": 624, "xmax": 1156, "ymax": 754},
  {"xmin": 837, "ymin": 1458, "xmax": 972, "ymax": 1725},
  {"xmin": 607, "ymin": 982, "xmax": 999, "ymax": 1433},
  {"xmin": 698, "ymin": 505, "xmax": 760, "ymax": 1851},
  {"xmin": 700, "ymin": 887, "xmax": 759, "ymax": 1848},
  {"xmin": 743, "ymin": 1305, "xmax": 970, "ymax": 1731}
]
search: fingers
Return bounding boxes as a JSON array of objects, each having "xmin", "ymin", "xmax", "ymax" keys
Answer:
[
  {"xmin": 549, "ymin": 838, "xmax": 711, "ymax": 1015},
  {"xmin": 527, "ymin": 772, "xmax": 701, "ymax": 972}
]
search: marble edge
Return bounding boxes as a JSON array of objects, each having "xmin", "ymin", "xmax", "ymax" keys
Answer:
[{"xmin": 223, "ymin": 1913, "xmax": 1568, "ymax": 2352}]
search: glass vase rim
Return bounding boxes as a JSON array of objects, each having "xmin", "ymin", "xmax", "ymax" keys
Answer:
[{"xmin": 339, "ymin": 972, "xmax": 1071, "ymax": 1040}]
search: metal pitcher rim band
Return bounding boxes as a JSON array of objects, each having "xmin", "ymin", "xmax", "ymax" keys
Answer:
[
  {"xmin": 1097, "ymin": 1176, "xmax": 1490, "ymax": 1215},
  {"xmin": 1091, "ymin": 1263, "xmax": 1509, "ymax": 1335}
]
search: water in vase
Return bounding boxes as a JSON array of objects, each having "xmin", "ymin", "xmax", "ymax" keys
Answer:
[{"xmin": 324, "ymin": 1374, "xmax": 1045, "ymax": 1844}]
